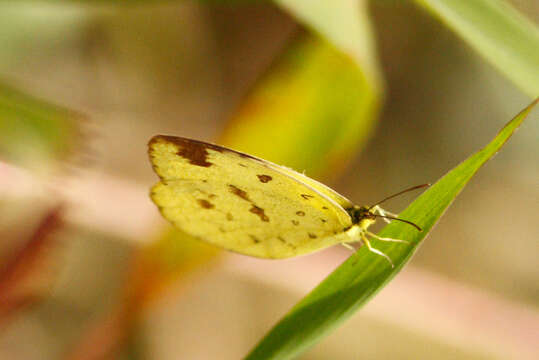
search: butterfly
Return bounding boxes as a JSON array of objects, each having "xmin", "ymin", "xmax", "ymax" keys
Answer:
[{"xmin": 148, "ymin": 135, "xmax": 426, "ymax": 266}]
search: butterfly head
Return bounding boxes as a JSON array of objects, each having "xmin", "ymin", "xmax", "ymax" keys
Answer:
[
  {"xmin": 347, "ymin": 184, "xmax": 430, "ymax": 232},
  {"xmin": 349, "ymin": 205, "xmax": 377, "ymax": 230},
  {"xmin": 347, "ymin": 205, "xmax": 423, "ymax": 232}
]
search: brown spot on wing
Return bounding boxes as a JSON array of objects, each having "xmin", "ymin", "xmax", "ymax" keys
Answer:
[
  {"xmin": 149, "ymin": 135, "xmax": 266, "ymax": 172},
  {"xmin": 250, "ymin": 205, "xmax": 269, "ymax": 222},
  {"xmin": 209, "ymin": 194, "xmax": 217, "ymax": 199},
  {"xmin": 291, "ymin": 220, "xmax": 299, "ymax": 226},
  {"xmin": 296, "ymin": 211, "xmax": 305, "ymax": 216},
  {"xmin": 257, "ymin": 174, "xmax": 272, "ymax": 183},
  {"xmin": 308, "ymin": 232, "xmax": 317, "ymax": 239},
  {"xmin": 228, "ymin": 183, "xmax": 271, "ymax": 223},
  {"xmin": 249, "ymin": 234, "xmax": 261, "ymax": 244},
  {"xmin": 178, "ymin": 144, "xmax": 212, "ymax": 167},
  {"xmin": 286, "ymin": 243, "xmax": 297, "ymax": 250},
  {"xmin": 301, "ymin": 194, "xmax": 314, "ymax": 200},
  {"xmin": 197, "ymin": 199, "xmax": 214, "ymax": 209},
  {"xmin": 228, "ymin": 184, "xmax": 250, "ymax": 201},
  {"xmin": 148, "ymin": 136, "xmax": 224, "ymax": 168},
  {"xmin": 238, "ymin": 163, "xmax": 247, "ymax": 168},
  {"xmin": 322, "ymin": 206, "xmax": 329, "ymax": 210},
  {"xmin": 226, "ymin": 213, "xmax": 234, "ymax": 221},
  {"xmin": 277, "ymin": 236, "xmax": 286, "ymax": 243}
]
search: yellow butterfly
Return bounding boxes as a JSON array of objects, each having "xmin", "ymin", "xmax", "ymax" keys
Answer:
[{"xmin": 148, "ymin": 135, "xmax": 426, "ymax": 266}]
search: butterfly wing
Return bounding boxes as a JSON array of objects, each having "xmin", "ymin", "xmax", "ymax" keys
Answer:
[{"xmin": 149, "ymin": 135, "xmax": 353, "ymax": 259}]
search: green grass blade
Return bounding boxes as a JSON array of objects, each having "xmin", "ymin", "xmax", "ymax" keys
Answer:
[
  {"xmin": 244, "ymin": 99, "xmax": 538, "ymax": 360},
  {"xmin": 414, "ymin": 0, "xmax": 539, "ymax": 97}
]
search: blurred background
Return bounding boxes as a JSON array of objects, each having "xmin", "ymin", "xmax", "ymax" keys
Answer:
[{"xmin": 0, "ymin": 1, "xmax": 538, "ymax": 359}]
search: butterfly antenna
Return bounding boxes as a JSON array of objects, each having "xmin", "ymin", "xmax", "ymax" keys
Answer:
[
  {"xmin": 368, "ymin": 183, "xmax": 430, "ymax": 210},
  {"xmin": 375, "ymin": 215, "xmax": 422, "ymax": 231}
]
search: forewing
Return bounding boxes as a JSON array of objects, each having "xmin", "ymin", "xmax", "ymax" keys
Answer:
[{"xmin": 149, "ymin": 135, "xmax": 353, "ymax": 258}]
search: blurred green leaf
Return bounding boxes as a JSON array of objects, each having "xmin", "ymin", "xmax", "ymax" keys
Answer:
[
  {"xmin": 415, "ymin": 0, "xmax": 539, "ymax": 97},
  {"xmin": 245, "ymin": 99, "xmax": 537, "ymax": 360},
  {"xmin": 0, "ymin": 82, "xmax": 82, "ymax": 170},
  {"xmin": 276, "ymin": 0, "xmax": 381, "ymax": 86},
  {"xmin": 220, "ymin": 34, "xmax": 380, "ymax": 177},
  {"xmin": 221, "ymin": 0, "xmax": 382, "ymax": 178}
]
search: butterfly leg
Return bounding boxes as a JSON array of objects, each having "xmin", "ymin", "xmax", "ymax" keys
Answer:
[
  {"xmin": 361, "ymin": 232, "xmax": 394, "ymax": 268},
  {"xmin": 341, "ymin": 243, "xmax": 357, "ymax": 252},
  {"xmin": 371, "ymin": 205, "xmax": 399, "ymax": 222},
  {"xmin": 366, "ymin": 231, "xmax": 410, "ymax": 245}
]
